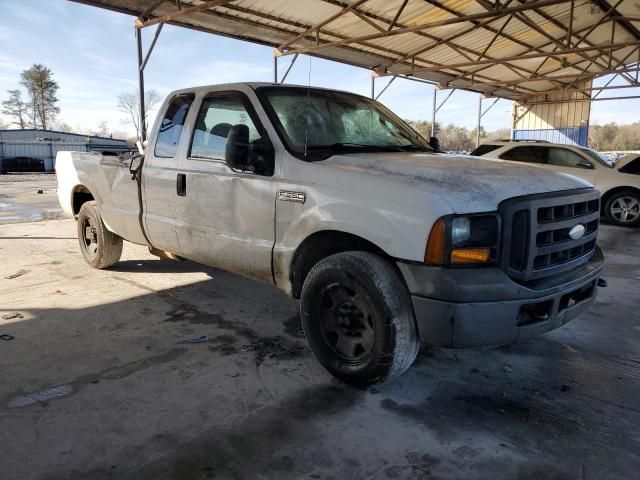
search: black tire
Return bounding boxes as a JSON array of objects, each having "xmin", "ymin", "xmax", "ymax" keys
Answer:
[
  {"xmin": 604, "ymin": 190, "xmax": 640, "ymax": 227},
  {"xmin": 300, "ymin": 251, "xmax": 420, "ymax": 385},
  {"xmin": 77, "ymin": 201, "xmax": 123, "ymax": 269}
]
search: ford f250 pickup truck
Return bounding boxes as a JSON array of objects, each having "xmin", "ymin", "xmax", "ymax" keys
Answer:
[{"xmin": 56, "ymin": 83, "xmax": 604, "ymax": 385}]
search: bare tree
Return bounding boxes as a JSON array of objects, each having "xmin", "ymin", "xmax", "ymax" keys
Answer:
[
  {"xmin": 117, "ymin": 90, "xmax": 160, "ymax": 139},
  {"xmin": 94, "ymin": 120, "xmax": 110, "ymax": 137},
  {"xmin": 1, "ymin": 89, "xmax": 29, "ymax": 129},
  {"xmin": 52, "ymin": 121, "xmax": 73, "ymax": 132}
]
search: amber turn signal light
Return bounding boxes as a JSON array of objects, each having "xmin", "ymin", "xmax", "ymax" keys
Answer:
[
  {"xmin": 450, "ymin": 248, "xmax": 491, "ymax": 264},
  {"xmin": 425, "ymin": 219, "xmax": 446, "ymax": 265}
]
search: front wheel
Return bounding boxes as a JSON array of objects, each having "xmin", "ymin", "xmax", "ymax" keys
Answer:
[
  {"xmin": 77, "ymin": 201, "xmax": 123, "ymax": 269},
  {"xmin": 604, "ymin": 191, "xmax": 640, "ymax": 226},
  {"xmin": 300, "ymin": 252, "xmax": 419, "ymax": 385}
]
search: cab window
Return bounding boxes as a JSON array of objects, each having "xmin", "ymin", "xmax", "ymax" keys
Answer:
[
  {"xmin": 189, "ymin": 93, "xmax": 273, "ymax": 176},
  {"xmin": 548, "ymin": 148, "xmax": 590, "ymax": 168},
  {"xmin": 154, "ymin": 94, "xmax": 195, "ymax": 158},
  {"xmin": 500, "ymin": 146, "xmax": 547, "ymax": 164}
]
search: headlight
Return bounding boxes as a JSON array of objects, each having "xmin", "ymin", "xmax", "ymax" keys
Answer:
[
  {"xmin": 425, "ymin": 213, "xmax": 500, "ymax": 266},
  {"xmin": 451, "ymin": 217, "xmax": 471, "ymax": 245}
]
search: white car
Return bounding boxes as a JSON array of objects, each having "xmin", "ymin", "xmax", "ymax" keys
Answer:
[{"xmin": 472, "ymin": 140, "xmax": 640, "ymax": 226}]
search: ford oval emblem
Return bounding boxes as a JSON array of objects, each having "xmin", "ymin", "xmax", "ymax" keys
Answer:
[{"xmin": 569, "ymin": 224, "xmax": 586, "ymax": 240}]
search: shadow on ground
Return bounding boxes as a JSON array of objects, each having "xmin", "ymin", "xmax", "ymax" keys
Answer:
[{"xmin": 0, "ymin": 225, "xmax": 638, "ymax": 480}]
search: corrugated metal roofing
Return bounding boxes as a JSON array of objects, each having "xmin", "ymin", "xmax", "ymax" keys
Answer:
[{"xmin": 69, "ymin": 0, "xmax": 640, "ymax": 100}]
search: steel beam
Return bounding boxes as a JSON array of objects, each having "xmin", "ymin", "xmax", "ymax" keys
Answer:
[
  {"xmin": 406, "ymin": 40, "xmax": 640, "ymax": 76},
  {"xmin": 138, "ymin": 0, "xmax": 234, "ymax": 28},
  {"xmin": 278, "ymin": 53, "xmax": 299, "ymax": 84},
  {"xmin": 387, "ymin": 0, "xmax": 409, "ymax": 31},
  {"xmin": 374, "ymin": 76, "xmax": 397, "ymax": 100},
  {"xmin": 139, "ymin": 23, "xmax": 164, "ymax": 72},
  {"xmin": 279, "ymin": 0, "xmax": 370, "ymax": 50},
  {"xmin": 278, "ymin": 0, "xmax": 570, "ymax": 57}
]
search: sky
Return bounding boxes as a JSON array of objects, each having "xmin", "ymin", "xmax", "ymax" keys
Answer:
[{"xmin": 0, "ymin": 0, "xmax": 638, "ymax": 137}]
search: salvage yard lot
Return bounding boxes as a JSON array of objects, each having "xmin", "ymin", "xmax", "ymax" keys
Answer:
[{"xmin": 0, "ymin": 218, "xmax": 639, "ymax": 479}]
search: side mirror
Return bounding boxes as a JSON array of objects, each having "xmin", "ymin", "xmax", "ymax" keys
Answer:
[
  {"xmin": 429, "ymin": 136, "xmax": 440, "ymax": 152},
  {"xmin": 576, "ymin": 161, "xmax": 594, "ymax": 169},
  {"xmin": 225, "ymin": 124, "xmax": 250, "ymax": 170},
  {"xmin": 128, "ymin": 154, "xmax": 143, "ymax": 179}
]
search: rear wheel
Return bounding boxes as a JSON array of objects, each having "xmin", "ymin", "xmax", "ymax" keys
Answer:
[
  {"xmin": 77, "ymin": 201, "xmax": 123, "ymax": 269},
  {"xmin": 300, "ymin": 251, "xmax": 419, "ymax": 385},
  {"xmin": 604, "ymin": 190, "xmax": 640, "ymax": 226}
]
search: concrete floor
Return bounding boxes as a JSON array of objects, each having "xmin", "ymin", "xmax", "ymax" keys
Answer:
[
  {"xmin": 0, "ymin": 216, "xmax": 639, "ymax": 479},
  {"xmin": 0, "ymin": 174, "xmax": 62, "ymax": 224}
]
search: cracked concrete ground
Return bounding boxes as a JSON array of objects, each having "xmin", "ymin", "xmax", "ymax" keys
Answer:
[{"xmin": 0, "ymin": 216, "xmax": 639, "ymax": 480}]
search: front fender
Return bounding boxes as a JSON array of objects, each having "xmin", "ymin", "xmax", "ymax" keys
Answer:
[{"xmin": 272, "ymin": 188, "xmax": 451, "ymax": 295}]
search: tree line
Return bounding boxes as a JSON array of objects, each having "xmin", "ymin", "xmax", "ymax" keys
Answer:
[
  {"xmin": 588, "ymin": 123, "xmax": 640, "ymax": 151},
  {"xmin": 405, "ymin": 120, "xmax": 511, "ymax": 152},
  {"xmin": 406, "ymin": 119, "xmax": 640, "ymax": 152}
]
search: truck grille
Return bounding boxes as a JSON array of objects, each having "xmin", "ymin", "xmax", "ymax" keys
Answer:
[{"xmin": 500, "ymin": 189, "xmax": 600, "ymax": 281}]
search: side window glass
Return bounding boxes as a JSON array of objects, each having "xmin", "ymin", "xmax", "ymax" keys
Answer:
[
  {"xmin": 548, "ymin": 148, "xmax": 588, "ymax": 168},
  {"xmin": 501, "ymin": 146, "xmax": 546, "ymax": 164},
  {"xmin": 190, "ymin": 94, "xmax": 273, "ymax": 175},
  {"xmin": 154, "ymin": 94, "xmax": 195, "ymax": 158}
]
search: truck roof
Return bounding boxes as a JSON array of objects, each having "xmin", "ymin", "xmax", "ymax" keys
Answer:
[{"xmin": 167, "ymin": 82, "xmax": 366, "ymax": 99}]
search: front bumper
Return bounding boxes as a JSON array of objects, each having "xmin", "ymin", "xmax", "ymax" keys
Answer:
[{"xmin": 397, "ymin": 247, "xmax": 604, "ymax": 348}]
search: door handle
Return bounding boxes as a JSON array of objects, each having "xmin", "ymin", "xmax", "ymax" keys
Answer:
[{"xmin": 176, "ymin": 173, "xmax": 186, "ymax": 196}]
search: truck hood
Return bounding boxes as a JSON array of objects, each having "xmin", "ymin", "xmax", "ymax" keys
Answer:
[{"xmin": 322, "ymin": 152, "xmax": 593, "ymax": 213}]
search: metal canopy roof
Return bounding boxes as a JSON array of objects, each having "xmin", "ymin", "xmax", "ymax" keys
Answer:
[{"xmin": 70, "ymin": 0, "xmax": 640, "ymax": 100}]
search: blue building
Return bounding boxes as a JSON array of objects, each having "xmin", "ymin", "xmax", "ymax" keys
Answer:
[{"xmin": 0, "ymin": 129, "xmax": 133, "ymax": 173}]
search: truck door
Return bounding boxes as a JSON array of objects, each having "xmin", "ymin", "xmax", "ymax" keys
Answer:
[
  {"xmin": 174, "ymin": 90, "xmax": 277, "ymax": 283},
  {"xmin": 143, "ymin": 93, "xmax": 195, "ymax": 253}
]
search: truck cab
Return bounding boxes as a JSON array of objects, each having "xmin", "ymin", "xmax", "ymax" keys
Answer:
[{"xmin": 57, "ymin": 83, "xmax": 604, "ymax": 385}]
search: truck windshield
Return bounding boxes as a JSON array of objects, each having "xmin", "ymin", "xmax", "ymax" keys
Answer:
[{"xmin": 256, "ymin": 86, "xmax": 432, "ymax": 161}]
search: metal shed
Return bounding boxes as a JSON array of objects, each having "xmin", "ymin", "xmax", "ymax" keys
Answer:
[{"xmin": 0, "ymin": 129, "xmax": 132, "ymax": 173}]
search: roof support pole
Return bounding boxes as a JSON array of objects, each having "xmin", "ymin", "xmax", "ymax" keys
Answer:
[
  {"xmin": 135, "ymin": 26, "xmax": 146, "ymax": 142},
  {"xmin": 476, "ymin": 95, "xmax": 482, "ymax": 148},
  {"xmin": 431, "ymin": 87, "xmax": 456, "ymax": 137},
  {"xmin": 279, "ymin": 53, "xmax": 299, "ymax": 84},
  {"xmin": 476, "ymin": 96, "xmax": 500, "ymax": 146},
  {"xmin": 371, "ymin": 76, "xmax": 375, "ymax": 99},
  {"xmin": 140, "ymin": 23, "xmax": 164, "ymax": 72},
  {"xmin": 374, "ymin": 76, "xmax": 396, "ymax": 100},
  {"xmin": 431, "ymin": 87, "xmax": 437, "ymax": 137},
  {"xmin": 273, "ymin": 55, "xmax": 278, "ymax": 84}
]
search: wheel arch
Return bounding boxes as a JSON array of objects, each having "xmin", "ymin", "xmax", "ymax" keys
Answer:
[
  {"xmin": 71, "ymin": 185, "xmax": 95, "ymax": 217},
  {"xmin": 601, "ymin": 186, "xmax": 640, "ymax": 209},
  {"xmin": 289, "ymin": 229, "xmax": 395, "ymax": 299}
]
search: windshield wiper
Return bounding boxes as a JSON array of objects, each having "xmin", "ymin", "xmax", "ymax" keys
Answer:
[
  {"xmin": 323, "ymin": 142, "xmax": 427, "ymax": 152},
  {"xmin": 397, "ymin": 144, "xmax": 431, "ymax": 152}
]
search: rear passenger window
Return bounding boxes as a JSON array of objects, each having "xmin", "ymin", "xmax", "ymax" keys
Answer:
[
  {"xmin": 500, "ymin": 146, "xmax": 547, "ymax": 164},
  {"xmin": 154, "ymin": 94, "xmax": 195, "ymax": 158},
  {"xmin": 548, "ymin": 148, "xmax": 588, "ymax": 168}
]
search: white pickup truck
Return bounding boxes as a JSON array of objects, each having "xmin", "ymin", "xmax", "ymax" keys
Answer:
[{"xmin": 56, "ymin": 83, "xmax": 604, "ymax": 385}]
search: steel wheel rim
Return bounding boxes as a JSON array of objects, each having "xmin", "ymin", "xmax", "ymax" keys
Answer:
[
  {"xmin": 317, "ymin": 281, "xmax": 375, "ymax": 364},
  {"xmin": 81, "ymin": 216, "xmax": 99, "ymax": 258},
  {"xmin": 610, "ymin": 196, "xmax": 640, "ymax": 223}
]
